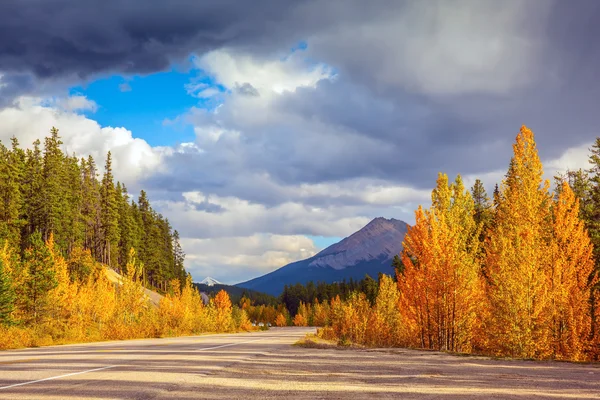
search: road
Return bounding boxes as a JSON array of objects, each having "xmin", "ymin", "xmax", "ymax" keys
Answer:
[
  {"xmin": 0, "ymin": 327, "xmax": 313, "ymax": 399},
  {"xmin": 1, "ymin": 327, "xmax": 599, "ymax": 399}
]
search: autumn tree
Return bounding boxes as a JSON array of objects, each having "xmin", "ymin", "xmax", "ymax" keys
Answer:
[
  {"xmin": 369, "ymin": 274, "xmax": 401, "ymax": 346},
  {"xmin": 399, "ymin": 173, "xmax": 482, "ymax": 352},
  {"xmin": 275, "ymin": 313, "xmax": 288, "ymax": 327},
  {"xmin": 212, "ymin": 289, "xmax": 233, "ymax": 332},
  {"xmin": 484, "ymin": 126, "xmax": 553, "ymax": 359},
  {"xmin": 549, "ymin": 181, "xmax": 597, "ymax": 360},
  {"xmin": 0, "ymin": 255, "xmax": 15, "ymax": 325}
]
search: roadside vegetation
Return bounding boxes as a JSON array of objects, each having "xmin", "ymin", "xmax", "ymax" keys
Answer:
[{"xmin": 294, "ymin": 126, "xmax": 600, "ymax": 361}]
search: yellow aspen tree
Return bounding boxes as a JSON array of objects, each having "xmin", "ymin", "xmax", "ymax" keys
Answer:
[
  {"xmin": 294, "ymin": 302, "xmax": 309, "ymax": 327},
  {"xmin": 485, "ymin": 125, "xmax": 552, "ymax": 359},
  {"xmin": 399, "ymin": 173, "xmax": 482, "ymax": 352},
  {"xmin": 369, "ymin": 274, "xmax": 401, "ymax": 347},
  {"xmin": 46, "ymin": 234, "xmax": 77, "ymax": 325},
  {"xmin": 312, "ymin": 299, "xmax": 330, "ymax": 327},
  {"xmin": 275, "ymin": 313, "xmax": 288, "ymax": 327},
  {"xmin": 0, "ymin": 241, "xmax": 24, "ymax": 323},
  {"xmin": 212, "ymin": 289, "xmax": 233, "ymax": 332},
  {"xmin": 158, "ymin": 279, "xmax": 183, "ymax": 335},
  {"xmin": 293, "ymin": 312, "xmax": 308, "ymax": 327},
  {"xmin": 114, "ymin": 248, "xmax": 147, "ymax": 338},
  {"xmin": 551, "ymin": 181, "xmax": 597, "ymax": 360}
]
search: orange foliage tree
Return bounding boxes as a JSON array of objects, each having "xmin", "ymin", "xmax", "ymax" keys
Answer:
[
  {"xmin": 212, "ymin": 289, "xmax": 233, "ymax": 332},
  {"xmin": 399, "ymin": 173, "xmax": 482, "ymax": 352},
  {"xmin": 484, "ymin": 126, "xmax": 553, "ymax": 359},
  {"xmin": 550, "ymin": 181, "xmax": 598, "ymax": 360}
]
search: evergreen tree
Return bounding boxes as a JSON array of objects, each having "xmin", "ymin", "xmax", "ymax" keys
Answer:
[
  {"xmin": 470, "ymin": 179, "xmax": 493, "ymax": 233},
  {"xmin": 391, "ymin": 254, "xmax": 403, "ymax": 276},
  {"xmin": 22, "ymin": 232, "xmax": 57, "ymax": 324},
  {"xmin": 0, "ymin": 138, "xmax": 25, "ymax": 248},
  {"xmin": 41, "ymin": 127, "xmax": 67, "ymax": 244},
  {"xmin": 172, "ymin": 229, "xmax": 186, "ymax": 282},
  {"xmin": 22, "ymin": 139, "xmax": 44, "ymax": 242},
  {"xmin": 81, "ymin": 155, "xmax": 102, "ymax": 258},
  {"xmin": 100, "ymin": 151, "xmax": 119, "ymax": 266}
]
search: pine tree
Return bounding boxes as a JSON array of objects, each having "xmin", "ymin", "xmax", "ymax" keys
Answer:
[
  {"xmin": 471, "ymin": 179, "xmax": 493, "ymax": 236},
  {"xmin": 116, "ymin": 183, "xmax": 134, "ymax": 271},
  {"xmin": 81, "ymin": 155, "xmax": 102, "ymax": 257},
  {"xmin": 22, "ymin": 139, "xmax": 44, "ymax": 241},
  {"xmin": 100, "ymin": 152, "xmax": 119, "ymax": 266},
  {"xmin": 485, "ymin": 125, "xmax": 553, "ymax": 359},
  {"xmin": 22, "ymin": 232, "xmax": 57, "ymax": 324},
  {"xmin": 0, "ymin": 138, "xmax": 25, "ymax": 248},
  {"xmin": 172, "ymin": 230, "xmax": 186, "ymax": 282},
  {"xmin": 42, "ymin": 127, "xmax": 67, "ymax": 244}
]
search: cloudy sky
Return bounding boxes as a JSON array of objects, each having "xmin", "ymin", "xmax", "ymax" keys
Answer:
[{"xmin": 1, "ymin": 0, "xmax": 599, "ymax": 284}]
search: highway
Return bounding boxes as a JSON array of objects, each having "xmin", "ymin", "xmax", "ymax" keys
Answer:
[
  {"xmin": 2, "ymin": 326, "xmax": 599, "ymax": 399},
  {"xmin": 0, "ymin": 327, "xmax": 314, "ymax": 399}
]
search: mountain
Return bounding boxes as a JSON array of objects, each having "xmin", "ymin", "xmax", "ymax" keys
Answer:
[
  {"xmin": 236, "ymin": 217, "xmax": 408, "ymax": 296},
  {"xmin": 199, "ymin": 276, "xmax": 222, "ymax": 286}
]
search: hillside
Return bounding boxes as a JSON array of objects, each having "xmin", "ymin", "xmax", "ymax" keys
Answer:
[
  {"xmin": 104, "ymin": 268, "xmax": 164, "ymax": 307},
  {"xmin": 236, "ymin": 217, "xmax": 408, "ymax": 296}
]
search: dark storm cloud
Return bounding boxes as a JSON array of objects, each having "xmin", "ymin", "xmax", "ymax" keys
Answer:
[
  {"xmin": 5, "ymin": 0, "xmax": 600, "ymax": 195},
  {"xmin": 0, "ymin": 0, "xmax": 316, "ymax": 101},
  {"xmin": 0, "ymin": 0, "xmax": 298, "ymax": 75}
]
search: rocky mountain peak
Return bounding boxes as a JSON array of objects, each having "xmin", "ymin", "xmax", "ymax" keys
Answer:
[{"xmin": 309, "ymin": 217, "xmax": 408, "ymax": 270}]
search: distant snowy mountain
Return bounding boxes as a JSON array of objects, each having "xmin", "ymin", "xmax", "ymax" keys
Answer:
[{"xmin": 199, "ymin": 277, "xmax": 222, "ymax": 286}]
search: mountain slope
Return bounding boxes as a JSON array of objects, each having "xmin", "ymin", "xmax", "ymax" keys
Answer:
[
  {"xmin": 199, "ymin": 277, "xmax": 222, "ymax": 286},
  {"xmin": 236, "ymin": 217, "xmax": 408, "ymax": 296}
]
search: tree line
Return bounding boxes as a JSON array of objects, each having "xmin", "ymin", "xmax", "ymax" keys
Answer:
[{"xmin": 0, "ymin": 128, "xmax": 186, "ymax": 289}]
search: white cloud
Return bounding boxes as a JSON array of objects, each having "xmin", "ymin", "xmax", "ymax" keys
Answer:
[
  {"xmin": 0, "ymin": 96, "xmax": 162, "ymax": 185},
  {"xmin": 182, "ymin": 234, "xmax": 318, "ymax": 284},
  {"xmin": 46, "ymin": 95, "xmax": 98, "ymax": 113},
  {"xmin": 156, "ymin": 190, "xmax": 373, "ymax": 239},
  {"xmin": 194, "ymin": 49, "xmax": 334, "ymax": 96}
]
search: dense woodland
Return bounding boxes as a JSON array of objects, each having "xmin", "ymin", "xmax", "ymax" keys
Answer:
[
  {"xmin": 0, "ymin": 128, "xmax": 253, "ymax": 349},
  {"xmin": 0, "ymin": 128, "xmax": 185, "ymax": 287}
]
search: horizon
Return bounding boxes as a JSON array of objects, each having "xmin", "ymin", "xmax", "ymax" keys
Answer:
[{"xmin": 1, "ymin": 1, "xmax": 598, "ymax": 284}]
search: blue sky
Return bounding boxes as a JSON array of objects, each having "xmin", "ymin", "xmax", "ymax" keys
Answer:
[{"xmin": 70, "ymin": 71, "xmax": 198, "ymax": 147}]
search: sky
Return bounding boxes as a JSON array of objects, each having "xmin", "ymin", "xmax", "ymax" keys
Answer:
[{"xmin": 1, "ymin": 0, "xmax": 599, "ymax": 284}]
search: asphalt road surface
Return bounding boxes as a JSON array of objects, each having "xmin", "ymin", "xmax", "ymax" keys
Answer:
[
  {"xmin": 1, "ymin": 327, "xmax": 599, "ymax": 399},
  {"xmin": 0, "ymin": 327, "xmax": 314, "ymax": 399}
]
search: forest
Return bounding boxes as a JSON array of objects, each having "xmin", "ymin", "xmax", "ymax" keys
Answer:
[{"xmin": 0, "ymin": 128, "xmax": 251, "ymax": 349}]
